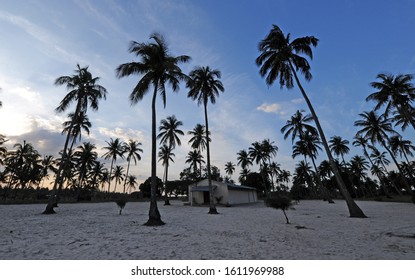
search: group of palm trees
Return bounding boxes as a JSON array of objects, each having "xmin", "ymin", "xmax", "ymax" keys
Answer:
[{"xmin": 1, "ymin": 24, "xmax": 414, "ymax": 225}]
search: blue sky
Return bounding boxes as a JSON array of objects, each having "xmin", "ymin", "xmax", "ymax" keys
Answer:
[{"xmin": 1, "ymin": 0, "xmax": 414, "ymax": 189}]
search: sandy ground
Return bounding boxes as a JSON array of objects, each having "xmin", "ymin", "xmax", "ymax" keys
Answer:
[{"xmin": 0, "ymin": 199, "xmax": 414, "ymax": 260}]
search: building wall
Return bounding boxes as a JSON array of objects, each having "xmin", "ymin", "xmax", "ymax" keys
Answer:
[{"xmin": 228, "ymin": 189, "xmax": 258, "ymax": 204}]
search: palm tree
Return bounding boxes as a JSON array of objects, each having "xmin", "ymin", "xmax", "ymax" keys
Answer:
[
  {"xmin": 389, "ymin": 135, "xmax": 415, "ymax": 186},
  {"xmin": 0, "ymin": 135, "xmax": 8, "ymax": 166},
  {"xmin": 367, "ymin": 73, "xmax": 415, "ymax": 130},
  {"xmin": 249, "ymin": 141, "xmax": 271, "ymax": 194},
  {"xmin": 102, "ymin": 138, "xmax": 126, "ymax": 192},
  {"xmin": 157, "ymin": 115, "xmax": 183, "ymax": 205},
  {"xmin": 158, "ymin": 144, "xmax": 175, "ymax": 202},
  {"xmin": 44, "ymin": 64, "xmax": 107, "ymax": 214},
  {"xmin": 224, "ymin": 161, "xmax": 236, "ymax": 178},
  {"xmin": 73, "ymin": 142, "xmax": 98, "ymax": 190},
  {"xmin": 111, "ymin": 165, "xmax": 125, "ymax": 193},
  {"xmin": 116, "ymin": 33, "xmax": 190, "ymax": 226},
  {"xmin": 256, "ymin": 25, "xmax": 365, "ymax": 217},
  {"xmin": 237, "ymin": 149, "xmax": 252, "ymax": 170},
  {"xmin": 281, "ymin": 110, "xmax": 318, "ymax": 144},
  {"xmin": 188, "ymin": 124, "xmax": 210, "ymax": 178},
  {"xmin": 89, "ymin": 161, "xmax": 107, "ymax": 191},
  {"xmin": 329, "ymin": 136, "xmax": 350, "ymax": 165},
  {"xmin": 185, "ymin": 150, "xmax": 205, "ymax": 178},
  {"xmin": 353, "ymin": 135, "xmax": 388, "ymax": 197},
  {"xmin": 125, "ymin": 175, "xmax": 138, "ymax": 193},
  {"xmin": 349, "ymin": 155, "xmax": 370, "ymax": 197},
  {"xmin": 40, "ymin": 155, "xmax": 56, "ymax": 188},
  {"xmin": 62, "ymin": 111, "xmax": 91, "ymax": 151},
  {"xmin": 354, "ymin": 111, "xmax": 411, "ymax": 193},
  {"xmin": 122, "ymin": 140, "xmax": 143, "ymax": 194},
  {"xmin": 187, "ymin": 66, "xmax": 224, "ymax": 214}
]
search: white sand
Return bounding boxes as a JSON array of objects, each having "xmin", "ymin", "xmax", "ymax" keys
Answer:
[{"xmin": 0, "ymin": 200, "xmax": 414, "ymax": 259}]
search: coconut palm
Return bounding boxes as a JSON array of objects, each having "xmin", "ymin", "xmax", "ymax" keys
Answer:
[
  {"xmin": 249, "ymin": 141, "xmax": 271, "ymax": 194},
  {"xmin": 62, "ymin": 111, "xmax": 91, "ymax": 151},
  {"xmin": 44, "ymin": 64, "xmax": 107, "ymax": 214},
  {"xmin": 237, "ymin": 149, "xmax": 252, "ymax": 170},
  {"xmin": 353, "ymin": 135, "xmax": 389, "ymax": 197},
  {"xmin": 354, "ymin": 110, "xmax": 411, "ymax": 192},
  {"xmin": 188, "ymin": 124, "xmax": 210, "ymax": 178},
  {"xmin": 367, "ymin": 73, "xmax": 415, "ymax": 130},
  {"xmin": 256, "ymin": 25, "xmax": 365, "ymax": 217},
  {"xmin": 187, "ymin": 66, "xmax": 224, "ymax": 214},
  {"xmin": 125, "ymin": 175, "xmax": 138, "ymax": 193},
  {"xmin": 122, "ymin": 140, "xmax": 143, "ymax": 194},
  {"xmin": 281, "ymin": 110, "xmax": 318, "ymax": 144},
  {"xmin": 329, "ymin": 136, "xmax": 350, "ymax": 166},
  {"xmin": 349, "ymin": 155, "xmax": 370, "ymax": 197},
  {"xmin": 89, "ymin": 161, "xmax": 107, "ymax": 191},
  {"xmin": 158, "ymin": 144, "xmax": 175, "ymax": 202},
  {"xmin": 40, "ymin": 155, "xmax": 56, "ymax": 188},
  {"xmin": 185, "ymin": 150, "xmax": 205, "ymax": 178},
  {"xmin": 102, "ymin": 138, "xmax": 126, "ymax": 192},
  {"xmin": 389, "ymin": 135, "xmax": 415, "ymax": 186},
  {"xmin": 116, "ymin": 33, "xmax": 190, "ymax": 226},
  {"xmin": 157, "ymin": 115, "xmax": 184, "ymax": 205},
  {"xmin": 111, "ymin": 165, "xmax": 125, "ymax": 193},
  {"xmin": 73, "ymin": 142, "xmax": 97, "ymax": 189},
  {"xmin": 224, "ymin": 161, "xmax": 236, "ymax": 178}
]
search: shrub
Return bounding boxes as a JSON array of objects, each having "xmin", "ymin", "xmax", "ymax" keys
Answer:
[
  {"xmin": 115, "ymin": 199, "xmax": 127, "ymax": 215},
  {"xmin": 265, "ymin": 193, "xmax": 293, "ymax": 224}
]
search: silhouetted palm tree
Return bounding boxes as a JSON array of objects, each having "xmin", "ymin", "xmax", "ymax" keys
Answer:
[
  {"xmin": 186, "ymin": 150, "xmax": 205, "ymax": 177},
  {"xmin": 237, "ymin": 149, "xmax": 252, "ymax": 170},
  {"xmin": 224, "ymin": 161, "xmax": 236, "ymax": 178},
  {"xmin": 157, "ymin": 115, "xmax": 183, "ymax": 205},
  {"xmin": 111, "ymin": 165, "xmax": 125, "ymax": 193},
  {"xmin": 126, "ymin": 175, "xmax": 138, "ymax": 193},
  {"xmin": 122, "ymin": 140, "xmax": 143, "ymax": 194},
  {"xmin": 329, "ymin": 136, "xmax": 350, "ymax": 166},
  {"xmin": 116, "ymin": 33, "xmax": 190, "ymax": 225},
  {"xmin": 62, "ymin": 111, "xmax": 91, "ymax": 151},
  {"xmin": 281, "ymin": 110, "xmax": 317, "ymax": 144},
  {"xmin": 188, "ymin": 124, "xmax": 210, "ymax": 179},
  {"xmin": 256, "ymin": 25, "xmax": 365, "ymax": 217},
  {"xmin": 158, "ymin": 144, "xmax": 175, "ymax": 202},
  {"xmin": 367, "ymin": 73, "xmax": 415, "ymax": 130},
  {"xmin": 187, "ymin": 66, "xmax": 224, "ymax": 214},
  {"xmin": 355, "ymin": 110, "xmax": 410, "ymax": 192},
  {"xmin": 102, "ymin": 138, "xmax": 125, "ymax": 192},
  {"xmin": 44, "ymin": 64, "xmax": 107, "ymax": 214},
  {"xmin": 74, "ymin": 142, "xmax": 97, "ymax": 190}
]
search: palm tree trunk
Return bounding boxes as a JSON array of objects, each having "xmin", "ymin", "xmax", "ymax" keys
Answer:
[
  {"xmin": 164, "ymin": 158, "xmax": 171, "ymax": 205},
  {"xmin": 107, "ymin": 159, "xmax": 114, "ymax": 193},
  {"xmin": 289, "ymin": 62, "xmax": 366, "ymax": 218},
  {"xmin": 144, "ymin": 83, "xmax": 164, "ymax": 226},
  {"xmin": 204, "ymin": 102, "xmax": 218, "ymax": 214},
  {"xmin": 123, "ymin": 160, "xmax": 131, "ymax": 194}
]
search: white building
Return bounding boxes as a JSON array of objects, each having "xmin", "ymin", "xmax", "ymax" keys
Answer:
[{"xmin": 188, "ymin": 179, "xmax": 258, "ymax": 206}]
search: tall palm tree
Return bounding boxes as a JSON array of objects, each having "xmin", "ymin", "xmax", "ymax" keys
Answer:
[
  {"xmin": 73, "ymin": 142, "xmax": 97, "ymax": 190},
  {"xmin": 116, "ymin": 33, "xmax": 190, "ymax": 226},
  {"xmin": 102, "ymin": 138, "xmax": 126, "ymax": 192},
  {"xmin": 40, "ymin": 155, "xmax": 56, "ymax": 188},
  {"xmin": 367, "ymin": 73, "xmax": 415, "ymax": 130},
  {"xmin": 236, "ymin": 149, "xmax": 252, "ymax": 170},
  {"xmin": 329, "ymin": 136, "xmax": 350, "ymax": 165},
  {"xmin": 224, "ymin": 161, "xmax": 236, "ymax": 178},
  {"xmin": 256, "ymin": 25, "xmax": 365, "ymax": 217},
  {"xmin": 122, "ymin": 140, "xmax": 143, "ymax": 194},
  {"xmin": 125, "ymin": 175, "xmax": 138, "ymax": 193},
  {"xmin": 353, "ymin": 135, "xmax": 388, "ymax": 196},
  {"xmin": 158, "ymin": 144, "xmax": 175, "ymax": 202},
  {"xmin": 89, "ymin": 161, "xmax": 107, "ymax": 191},
  {"xmin": 249, "ymin": 141, "xmax": 271, "ymax": 194},
  {"xmin": 187, "ymin": 66, "xmax": 224, "ymax": 214},
  {"xmin": 157, "ymin": 115, "xmax": 183, "ymax": 205},
  {"xmin": 355, "ymin": 111, "xmax": 411, "ymax": 192},
  {"xmin": 44, "ymin": 64, "xmax": 107, "ymax": 214},
  {"xmin": 185, "ymin": 150, "xmax": 205, "ymax": 178},
  {"xmin": 111, "ymin": 165, "xmax": 125, "ymax": 193},
  {"xmin": 188, "ymin": 124, "xmax": 210, "ymax": 179},
  {"xmin": 389, "ymin": 135, "xmax": 415, "ymax": 185},
  {"xmin": 281, "ymin": 110, "xmax": 318, "ymax": 144},
  {"xmin": 62, "ymin": 111, "xmax": 91, "ymax": 151}
]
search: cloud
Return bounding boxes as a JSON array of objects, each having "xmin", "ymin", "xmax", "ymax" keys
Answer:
[
  {"xmin": 291, "ymin": 98, "xmax": 304, "ymax": 104},
  {"xmin": 97, "ymin": 127, "xmax": 145, "ymax": 143},
  {"xmin": 256, "ymin": 103, "xmax": 284, "ymax": 114}
]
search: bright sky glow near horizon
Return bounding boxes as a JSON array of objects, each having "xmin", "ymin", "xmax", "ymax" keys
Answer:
[{"xmin": 1, "ymin": 0, "xmax": 415, "ymax": 189}]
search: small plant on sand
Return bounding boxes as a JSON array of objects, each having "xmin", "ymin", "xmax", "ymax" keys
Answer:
[
  {"xmin": 115, "ymin": 198, "xmax": 127, "ymax": 215},
  {"xmin": 265, "ymin": 193, "xmax": 293, "ymax": 224}
]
